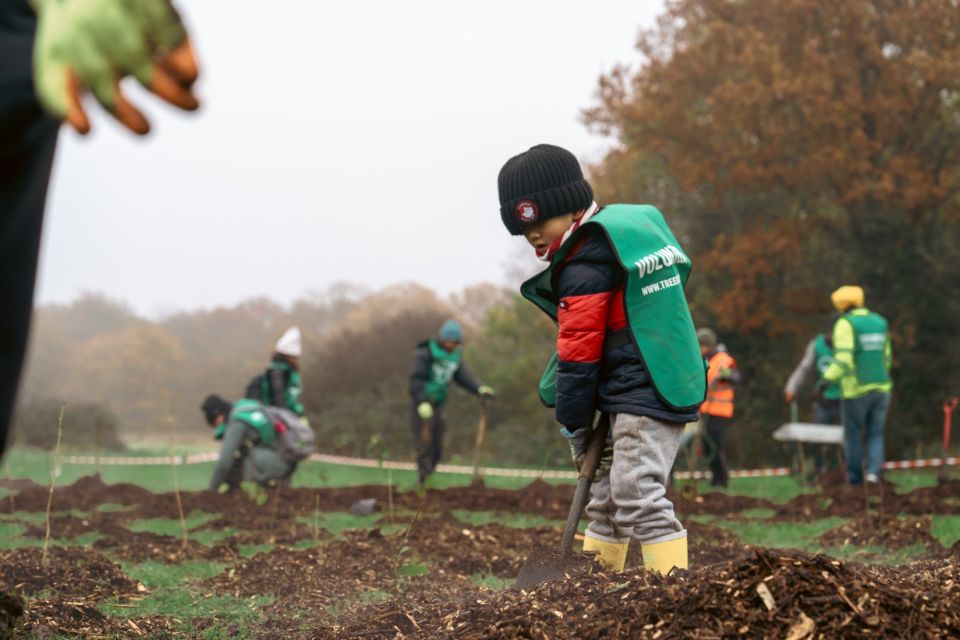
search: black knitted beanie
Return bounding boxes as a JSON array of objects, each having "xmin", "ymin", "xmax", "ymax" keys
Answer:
[{"xmin": 497, "ymin": 144, "xmax": 593, "ymax": 235}]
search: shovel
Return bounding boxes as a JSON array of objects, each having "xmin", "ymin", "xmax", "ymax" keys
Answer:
[
  {"xmin": 416, "ymin": 416, "xmax": 434, "ymax": 487},
  {"xmin": 515, "ymin": 413, "xmax": 611, "ymax": 589},
  {"xmin": 471, "ymin": 397, "xmax": 492, "ymax": 482}
]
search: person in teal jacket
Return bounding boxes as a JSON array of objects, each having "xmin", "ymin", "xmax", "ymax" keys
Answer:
[
  {"xmin": 408, "ymin": 319, "xmax": 494, "ymax": 484},
  {"xmin": 821, "ymin": 286, "xmax": 893, "ymax": 485},
  {"xmin": 201, "ymin": 394, "xmax": 295, "ymax": 493}
]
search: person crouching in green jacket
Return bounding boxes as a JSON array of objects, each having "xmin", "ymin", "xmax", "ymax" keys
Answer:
[
  {"xmin": 408, "ymin": 319, "xmax": 494, "ymax": 485},
  {"xmin": 201, "ymin": 394, "xmax": 295, "ymax": 494}
]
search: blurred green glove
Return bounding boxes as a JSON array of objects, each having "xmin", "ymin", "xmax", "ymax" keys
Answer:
[
  {"xmin": 240, "ymin": 481, "xmax": 267, "ymax": 507},
  {"xmin": 478, "ymin": 385, "xmax": 495, "ymax": 397},
  {"xmin": 33, "ymin": 0, "xmax": 200, "ymax": 134},
  {"xmin": 417, "ymin": 402, "xmax": 433, "ymax": 420}
]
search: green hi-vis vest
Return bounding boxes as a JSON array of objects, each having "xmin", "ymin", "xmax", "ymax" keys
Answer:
[
  {"xmin": 813, "ymin": 334, "xmax": 841, "ymax": 400},
  {"xmin": 424, "ymin": 339, "xmax": 462, "ymax": 405},
  {"xmin": 844, "ymin": 311, "xmax": 891, "ymax": 385},
  {"xmin": 521, "ymin": 204, "xmax": 707, "ymax": 410},
  {"xmin": 213, "ymin": 398, "xmax": 277, "ymax": 444}
]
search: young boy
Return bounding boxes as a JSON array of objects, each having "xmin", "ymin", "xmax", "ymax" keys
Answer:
[{"xmin": 498, "ymin": 144, "xmax": 706, "ymax": 574}]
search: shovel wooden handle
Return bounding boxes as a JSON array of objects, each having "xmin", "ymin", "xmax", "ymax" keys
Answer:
[{"xmin": 560, "ymin": 413, "xmax": 611, "ymax": 552}]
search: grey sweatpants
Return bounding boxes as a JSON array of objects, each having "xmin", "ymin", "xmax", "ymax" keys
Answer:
[{"xmin": 585, "ymin": 413, "xmax": 685, "ymax": 543}]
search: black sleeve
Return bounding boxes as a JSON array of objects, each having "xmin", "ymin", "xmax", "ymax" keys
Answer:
[
  {"xmin": 0, "ymin": 0, "xmax": 52, "ymax": 156},
  {"xmin": 453, "ymin": 361, "xmax": 481, "ymax": 395},
  {"xmin": 408, "ymin": 345, "xmax": 431, "ymax": 404},
  {"xmin": 0, "ymin": 0, "xmax": 59, "ymax": 459},
  {"xmin": 266, "ymin": 367, "xmax": 286, "ymax": 408}
]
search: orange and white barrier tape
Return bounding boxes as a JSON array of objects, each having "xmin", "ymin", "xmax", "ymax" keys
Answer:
[
  {"xmin": 51, "ymin": 450, "xmax": 960, "ymax": 478},
  {"xmin": 883, "ymin": 456, "xmax": 960, "ymax": 470}
]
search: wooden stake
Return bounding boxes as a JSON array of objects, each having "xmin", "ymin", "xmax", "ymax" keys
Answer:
[
  {"xmin": 42, "ymin": 400, "xmax": 66, "ymax": 563},
  {"xmin": 313, "ymin": 492, "xmax": 320, "ymax": 542},
  {"xmin": 94, "ymin": 415, "xmax": 102, "ymax": 476},
  {"xmin": 5, "ymin": 456, "xmax": 15, "ymax": 515},
  {"xmin": 387, "ymin": 468, "xmax": 395, "ymax": 527},
  {"xmin": 168, "ymin": 415, "xmax": 188, "ymax": 549}
]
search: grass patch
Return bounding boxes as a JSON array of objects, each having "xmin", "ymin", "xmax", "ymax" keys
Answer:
[
  {"xmin": 5, "ymin": 446, "xmax": 959, "ymax": 494},
  {"xmin": 121, "ymin": 560, "xmax": 229, "ymax": 589},
  {"xmin": 95, "ymin": 503, "xmax": 136, "ymax": 513},
  {"xmin": 238, "ymin": 543, "xmax": 273, "ymax": 558},
  {"xmin": 102, "ymin": 589, "xmax": 270, "ymax": 630},
  {"xmin": 824, "ymin": 542, "xmax": 930, "ymax": 564},
  {"xmin": 931, "ymin": 515, "xmax": 960, "ymax": 547},
  {"xmin": 452, "ymin": 510, "xmax": 564, "ymax": 529},
  {"xmin": 0, "ymin": 521, "xmax": 26, "ymax": 547},
  {"xmin": 0, "ymin": 511, "xmax": 77, "ymax": 524},
  {"xmin": 470, "ymin": 574, "xmax": 513, "ymax": 590},
  {"xmin": 291, "ymin": 538, "xmax": 322, "ymax": 550},
  {"xmin": 887, "ymin": 468, "xmax": 960, "ymax": 494},
  {"xmin": 687, "ymin": 514, "xmax": 716, "ymax": 525},
  {"xmin": 740, "ymin": 508, "xmax": 776, "ymax": 519},
  {"xmin": 294, "ymin": 511, "xmax": 404, "ymax": 537},
  {"xmin": 0, "ymin": 528, "xmax": 101, "ymax": 550},
  {"xmin": 712, "ymin": 517, "xmax": 848, "ymax": 551},
  {"xmin": 125, "ymin": 510, "xmax": 233, "ymax": 545}
]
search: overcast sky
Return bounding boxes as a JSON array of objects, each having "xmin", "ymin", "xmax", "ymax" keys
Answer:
[{"xmin": 36, "ymin": 0, "xmax": 665, "ymax": 317}]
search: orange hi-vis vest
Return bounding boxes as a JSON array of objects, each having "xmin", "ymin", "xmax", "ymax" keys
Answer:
[{"xmin": 701, "ymin": 351, "xmax": 736, "ymax": 418}]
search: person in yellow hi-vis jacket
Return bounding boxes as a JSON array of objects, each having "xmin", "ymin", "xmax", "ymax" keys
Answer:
[{"xmin": 821, "ymin": 286, "xmax": 893, "ymax": 485}]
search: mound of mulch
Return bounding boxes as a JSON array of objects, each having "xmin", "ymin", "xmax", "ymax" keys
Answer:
[
  {"xmin": 18, "ymin": 599, "xmax": 174, "ymax": 638},
  {"xmin": 330, "ymin": 548, "xmax": 960, "ymax": 639},
  {"xmin": 11, "ymin": 474, "xmax": 156, "ymax": 513},
  {"xmin": 405, "ymin": 512, "xmax": 558, "ymax": 577},
  {"xmin": 206, "ymin": 530, "xmax": 399, "ymax": 607},
  {"xmin": 670, "ymin": 489, "xmax": 778, "ymax": 517},
  {"xmin": 819, "ymin": 514, "xmax": 943, "ymax": 552},
  {"xmin": 0, "ymin": 547, "xmax": 141, "ymax": 601},
  {"xmin": 19, "ymin": 512, "xmax": 131, "ymax": 540}
]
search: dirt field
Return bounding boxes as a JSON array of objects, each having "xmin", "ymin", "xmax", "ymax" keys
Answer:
[{"xmin": 2, "ymin": 474, "xmax": 959, "ymax": 638}]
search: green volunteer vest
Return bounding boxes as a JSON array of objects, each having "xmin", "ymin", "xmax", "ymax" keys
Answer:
[
  {"xmin": 424, "ymin": 339, "xmax": 462, "ymax": 405},
  {"xmin": 813, "ymin": 334, "xmax": 841, "ymax": 400},
  {"xmin": 844, "ymin": 311, "xmax": 891, "ymax": 385},
  {"xmin": 521, "ymin": 204, "xmax": 707, "ymax": 410},
  {"xmin": 226, "ymin": 398, "xmax": 276, "ymax": 444}
]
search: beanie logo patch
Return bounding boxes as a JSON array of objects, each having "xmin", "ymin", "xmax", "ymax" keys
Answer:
[{"xmin": 515, "ymin": 199, "xmax": 539, "ymax": 224}]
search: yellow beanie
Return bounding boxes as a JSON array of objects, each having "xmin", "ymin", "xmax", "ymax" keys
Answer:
[{"xmin": 831, "ymin": 286, "xmax": 864, "ymax": 312}]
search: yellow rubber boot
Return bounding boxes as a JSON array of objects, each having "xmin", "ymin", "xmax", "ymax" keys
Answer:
[
  {"xmin": 641, "ymin": 533, "xmax": 688, "ymax": 575},
  {"xmin": 582, "ymin": 530, "xmax": 630, "ymax": 572}
]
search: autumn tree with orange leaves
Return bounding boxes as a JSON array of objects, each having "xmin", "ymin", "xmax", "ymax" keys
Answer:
[{"xmin": 586, "ymin": 0, "xmax": 960, "ymax": 460}]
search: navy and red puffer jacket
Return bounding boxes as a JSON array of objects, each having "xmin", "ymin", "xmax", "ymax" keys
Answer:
[{"xmin": 553, "ymin": 227, "xmax": 700, "ymax": 428}]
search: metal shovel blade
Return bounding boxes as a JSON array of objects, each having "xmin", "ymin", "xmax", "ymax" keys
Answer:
[
  {"xmin": 514, "ymin": 414, "xmax": 611, "ymax": 590},
  {"xmin": 515, "ymin": 543, "xmax": 593, "ymax": 590}
]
